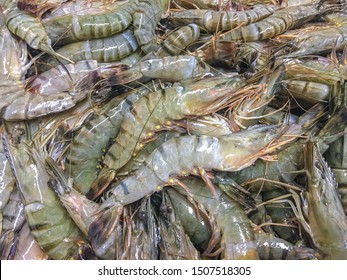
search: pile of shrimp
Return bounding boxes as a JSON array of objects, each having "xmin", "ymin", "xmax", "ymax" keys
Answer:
[{"xmin": 0, "ymin": 0, "xmax": 346, "ymax": 260}]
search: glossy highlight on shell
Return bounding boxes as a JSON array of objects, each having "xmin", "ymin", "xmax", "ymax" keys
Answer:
[{"xmin": 0, "ymin": 0, "xmax": 346, "ymax": 260}]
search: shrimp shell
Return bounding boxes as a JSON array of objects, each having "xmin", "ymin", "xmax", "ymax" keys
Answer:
[
  {"xmin": 39, "ymin": 30, "xmax": 138, "ymax": 71},
  {"xmin": 2, "ymin": 135, "xmax": 84, "ymax": 260},
  {"xmin": 219, "ymin": 4, "xmax": 327, "ymax": 42},
  {"xmin": 169, "ymin": 5, "xmax": 277, "ymax": 33},
  {"xmin": 42, "ymin": 0, "xmax": 135, "ymax": 45}
]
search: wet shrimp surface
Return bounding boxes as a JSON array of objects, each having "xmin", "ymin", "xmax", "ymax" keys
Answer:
[{"xmin": 0, "ymin": 0, "xmax": 346, "ymax": 260}]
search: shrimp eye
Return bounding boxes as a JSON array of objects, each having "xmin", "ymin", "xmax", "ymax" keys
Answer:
[{"xmin": 139, "ymin": 210, "xmax": 147, "ymax": 221}]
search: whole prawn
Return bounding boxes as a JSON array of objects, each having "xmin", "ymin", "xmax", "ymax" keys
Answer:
[
  {"xmin": 167, "ymin": 188, "xmax": 213, "ymax": 253},
  {"xmin": 65, "ymin": 81, "xmax": 161, "ymax": 194},
  {"xmin": 106, "ymin": 55, "xmax": 212, "ymax": 85},
  {"xmin": 231, "ymin": 105, "xmax": 346, "ymax": 190},
  {"xmin": 88, "ymin": 74, "xmax": 250, "ymax": 199},
  {"xmin": 2, "ymin": 133, "xmax": 85, "ymax": 260},
  {"xmin": 278, "ymin": 13, "xmax": 347, "ymax": 58},
  {"xmin": 91, "ymin": 110, "xmax": 322, "ymax": 244},
  {"xmin": 157, "ymin": 191, "xmax": 201, "ymax": 260}
]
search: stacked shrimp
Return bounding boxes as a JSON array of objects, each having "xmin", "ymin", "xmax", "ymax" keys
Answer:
[{"xmin": 0, "ymin": 0, "xmax": 346, "ymax": 260}]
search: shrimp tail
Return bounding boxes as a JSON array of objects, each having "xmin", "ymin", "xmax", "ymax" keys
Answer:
[
  {"xmin": 45, "ymin": 156, "xmax": 71, "ymax": 197},
  {"xmin": 88, "ymin": 205, "xmax": 123, "ymax": 257},
  {"xmin": 86, "ymin": 168, "xmax": 116, "ymax": 200}
]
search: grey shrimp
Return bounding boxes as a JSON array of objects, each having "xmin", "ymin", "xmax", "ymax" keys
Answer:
[
  {"xmin": 106, "ymin": 55, "xmax": 212, "ymax": 85},
  {"xmin": 132, "ymin": 0, "xmax": 170, "ymax": 54},
  {"xmin": 42, "ymin": 0, "xmax": 136, "ymax": 45},
  {"xmin": 169, "ymin": 5, "xmax": 277, "ymax": 33},
  {"xmin": 1, "ymin": 0, "xmax": 72, "ymax": 63},
  {"xmin": 0, "ymin": 8, "xmax": 28, "ymax": 81},
  {"xmin": 219, "ymin": 3, "xmax": 329, "ymax": 42},
  {"xmin": 39, "ymin": 30, "xmax": 138, "ymax": 71},
  {"xmin": 155, "ymin": 24, "xmax": 200, "ymax": 57},
  {"xmin": 65, "ymin": 82, "xmax": 160, "ymax": 194},
  {"xmin": 168, "ymin": 177, "xmax": 259, "ymax": 260},
  {"xmin": 2, "ymin": 134, "xmax": 85, "ymax": 260},
  {"xmin": 88, "ymin": 75, "xmax": 249, "ymax": 199},
  {"xmin": 0, "ymin": 66, "xmax": 100, "ymax": 121},
  {"xmin": 304, "ymin": 142, "xmax": 347, "ymax": 259},
  {"xmin": 95, "ymin": 103, "xmax": 323, "ymax": 207}
]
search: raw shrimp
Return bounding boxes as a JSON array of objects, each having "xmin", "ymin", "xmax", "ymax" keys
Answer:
[
  {"xmin": 121, "ymin": 198, "xmax": 159, "ymax": 260},
  {"xmin": 169, "ymin": 5, "xmax": 277, "ymax": 33},
  {"xmin": 65, "ymin": 82, "xmax": 160, "ymax": 194},
  {"xmin": 42, "ymin": 0, "xmax": 136, "ymax": 45},
  {"xmin": 89, "ymin": 75, "xmax": 250, "ymax": 199},
  {"xmin": 132, "ymin": 0, "xmax": 169, "ymax": 54},
  {"xmin": 98, "ymin": 108, "xmax": 321, "ymax": 211},
  {"xmin": 167, "ymin": 188, "xmax": 214, "ymax": 252},
  {"xmin": 283, "ymin": 57, "xmax": 347, "ymax": 86},
  {"xmin": 45, "ymin": 157, "xmax": 123, "ymax": 260},
  {"xmin": 106, "ymin": 55, "xmax": 212, "ymax": 85},
  {"xmin": 219, "ymin": 3, "xmax": 329, "ymax": 42},
  {"xmin": 39, "ymin": 30, "xmax": 138, "ymax": 70},
  {"xmin": 2, "ymin": 134, "xmax": 84, "ymax": 260},
  {"xmin": 155, "ymin": 24, "xmax": 200, "ymax": 57},
  {"xmin": 1, "ymin": 0, "xmax": 72, "ymax": 63},
  {"xmin": 280, "ymin": 13, "xmax": 347, "ymax": 57},
  {"xmin": 173, "ymin": 177, "xmax": 259, "ymax": 260},
  {"xmin": 262, "ymin": 188, "xmax": 301, "ymax": 243},
  {"xmin": 304, "ymin": 141, "xmax": 347, "ymax": 259},
  {"xmin": 0, "ymin": 8, "xmax": 28, "ymax": 81},
  {"xmin": 231, "ymin": 106, "xmax": 346, "ymax": 189},
  {"xmin": 0, "ymin": 68, "xmax": 99, "ymax": 121},
  {"xmin": 157, "ymin": 191, "xmax": 201, "ymax": 260}
]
